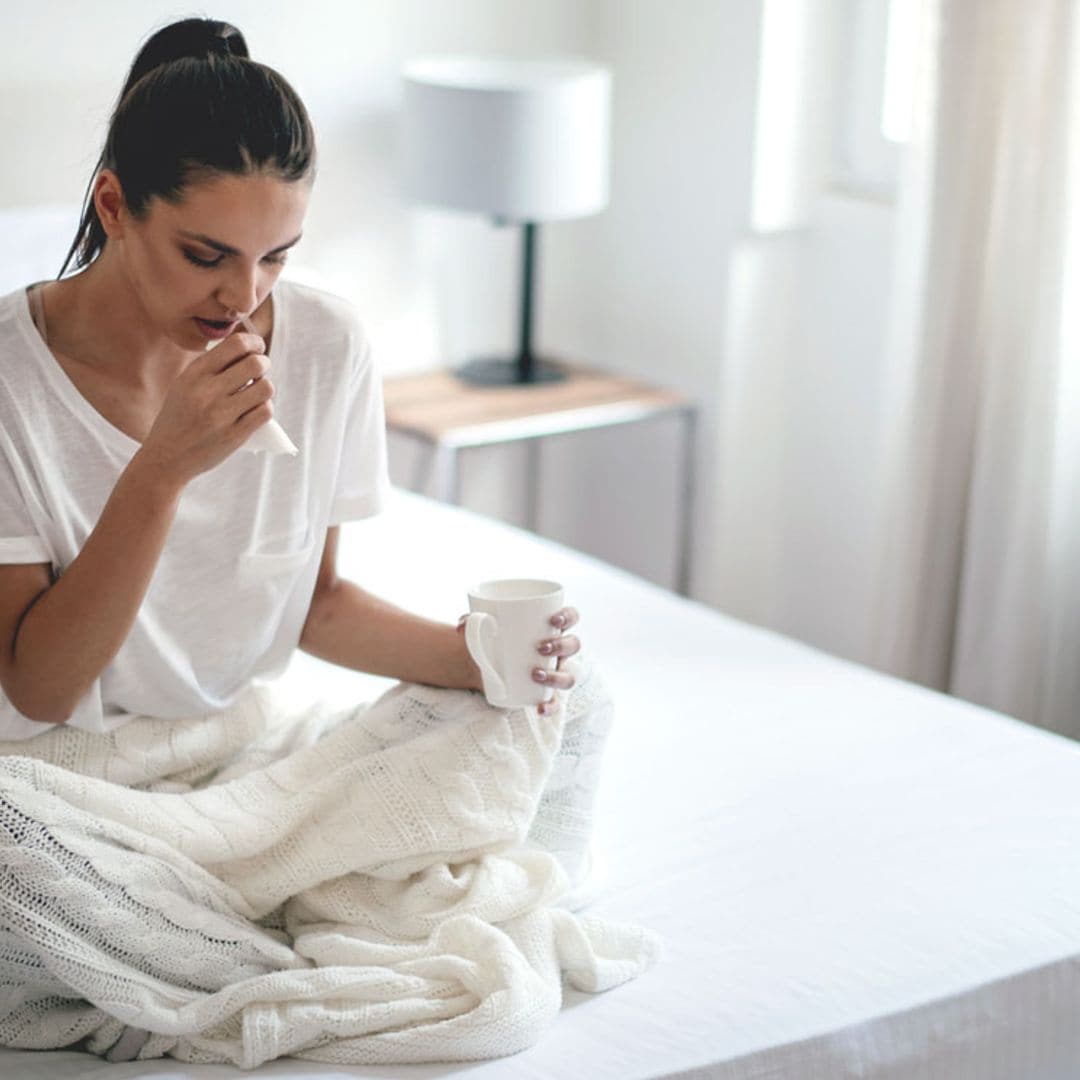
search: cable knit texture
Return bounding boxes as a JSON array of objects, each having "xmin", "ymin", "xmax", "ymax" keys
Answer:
[{"xmin": 0, "ymin": 658, "xmax": 660, "ymax": 1068}]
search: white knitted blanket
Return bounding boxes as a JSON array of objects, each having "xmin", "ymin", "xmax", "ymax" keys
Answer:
[{"xmin": 0, "ymin": 664, "xmax": 660, "ymax": 1068}]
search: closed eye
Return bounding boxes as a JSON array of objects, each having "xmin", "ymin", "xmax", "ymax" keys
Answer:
[
  {"xmin": 182, "ymin": 248, "xmax": 289, "ymax": 269},
  {"xmin": 182, "ymin": 248, "xmax": 223, "ymax": 269}
]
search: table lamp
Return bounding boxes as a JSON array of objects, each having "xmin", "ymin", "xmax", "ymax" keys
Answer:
[{"xmin": 402, "ymin": 56, "xmax": 612, "ymax": 385}]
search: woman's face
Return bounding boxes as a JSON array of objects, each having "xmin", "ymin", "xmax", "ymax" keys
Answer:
[{"xmin": 107, "ymin": 170, "xmax": 311, "ymax": 350}]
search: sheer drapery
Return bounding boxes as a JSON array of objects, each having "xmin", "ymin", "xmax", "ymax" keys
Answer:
[{"xmin": 871, "ymin": 0, "xmax": 1080, "ymax": 737}]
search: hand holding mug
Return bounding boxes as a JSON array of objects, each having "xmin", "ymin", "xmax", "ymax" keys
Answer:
[{"xmin": 458, "ymin": 579, "xmax": 581, "ymax": 715}]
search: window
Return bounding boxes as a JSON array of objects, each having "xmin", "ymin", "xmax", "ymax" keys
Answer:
[
  {"xmin": 750, "ymin": 0, "xmax": 919, "ymax": 232},
  {"xmin": 835, "ymin": 0, "xmax": 919, "ymax": 196}
]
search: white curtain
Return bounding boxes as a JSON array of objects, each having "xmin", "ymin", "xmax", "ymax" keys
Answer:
[{"xmin": 871, "ymin": 0, "xmax": 1080, "ymax": 737}]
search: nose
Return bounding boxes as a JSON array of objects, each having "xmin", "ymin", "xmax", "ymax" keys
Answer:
[{"xmin": 216, "ymin": 261, "xmax": 260, "ymax": 319}]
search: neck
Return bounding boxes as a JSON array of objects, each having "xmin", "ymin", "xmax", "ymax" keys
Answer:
[{"xmin": 49, "ymin": 247, "xmax": 197, "ymax": 389}]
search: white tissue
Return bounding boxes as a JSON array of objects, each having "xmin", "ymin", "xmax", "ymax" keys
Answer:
[
  {"xmin": 204, "ymin": 319, "xmax": 299, "ymax": 456},
  {"xmin": 244, "ymin": 419, "xmax": 299, "ymax": 455}
]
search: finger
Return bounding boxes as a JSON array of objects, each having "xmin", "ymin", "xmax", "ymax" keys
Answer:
[
  {"xmin": 230, "ymin": 377, "xmax": 274, "ymax": 423},
  {"xmin": 201, "ymin": 331, "xmax": 263, "ymax": 365},
  {"xmin": 537, "ymin": 694, "xmax": 563, "ymax": 716},
  {"xmin": 230, "ymin": 371, "xmax": 268, "ymax": 397},
  {"xmin": 226, "ymin": 355, "xmax": 270, "ymax": 395},
  {"xmin": 208, "ymin": 333, "xmax": 266, "ymax": 374},
  {"xmin": 235, "ymin": 398, "xmax": 275, "ymax": 430},
  {"xmin": 534, "ymin": 666, "xmax": 575, "ymax": 692},
  {"xmin": 537, "ymin": 633, "xmax": 580, "ymax": 660},
  {"xmin": 549, "ymin": 607, "xmax": 579, "ymax": 632}
]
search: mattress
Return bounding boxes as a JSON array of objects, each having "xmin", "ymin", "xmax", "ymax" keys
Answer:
[{"xmin": 5, "ymin": 488, "xmax": 1080, "ymax": 1079}]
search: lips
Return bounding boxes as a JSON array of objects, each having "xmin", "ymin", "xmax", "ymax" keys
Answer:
[{"xmin": 193, "ymin": 316, "xmax": 240, "ymax": 340}]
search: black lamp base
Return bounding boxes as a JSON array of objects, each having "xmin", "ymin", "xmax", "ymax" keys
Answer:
[{"xmin": 454, "ymin": 357, "xmax": 568, "ymax": 386}]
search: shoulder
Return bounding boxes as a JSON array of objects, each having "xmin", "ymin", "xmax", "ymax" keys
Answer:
[
  {"xmin": 0, "ymin": 287, "xmax": 29, "ymax": 338},
  {"xmin": 0, "ymin": 287, "xmax": 38, "ymax": 396},
  {"xmin": 0, "ymin": 290, "xmax": 40, "ymax": 472},
  {"xmin": 277, "ymin": 279, "xmax": 373, "ymax": 363}
]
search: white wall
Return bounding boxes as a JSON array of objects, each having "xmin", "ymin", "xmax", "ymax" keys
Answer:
[
  {"xmin": 697, "ymin": 0, "xmax": 901, "ymax": 666},
  {"xmin": 722, "ymin": 195, "xmax": 896, "ymax": 667},
  {"xmin": 539, "ymin": 0, "xmax": 761, "ymax": 593}
]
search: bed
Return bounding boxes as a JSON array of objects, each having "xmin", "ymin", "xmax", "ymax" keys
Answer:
[
  {"xmin": 5, "ymin": 208, "xmax": 1080, "ymax": 1077},
  {"xmin": 3, "ymin": 488, "xmax": 1080, "ymax": 1078}
]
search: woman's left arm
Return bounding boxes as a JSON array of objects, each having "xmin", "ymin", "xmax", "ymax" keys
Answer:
[{"xmin": 298, "ymin": 527, "xmax": 579, "ymax": 713}]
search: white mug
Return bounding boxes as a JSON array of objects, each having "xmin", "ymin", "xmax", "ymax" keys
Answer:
[{"xmin": 465, "ymin": 579, "xmax": 564, "ymax": 708}]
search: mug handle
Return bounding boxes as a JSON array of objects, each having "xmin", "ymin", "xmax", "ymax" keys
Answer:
[{"xmin": 464, "ymin": 612, "xmax": 507, "ymax": 704}]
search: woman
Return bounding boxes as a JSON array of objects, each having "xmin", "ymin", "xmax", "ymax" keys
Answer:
[
  {"xmin": 0, "ymin": 18, "xmax": 645, "ymax": 1068},
  {"xmin": 0, "ymin": 17, "xmax": 579, "ymax": 735}
]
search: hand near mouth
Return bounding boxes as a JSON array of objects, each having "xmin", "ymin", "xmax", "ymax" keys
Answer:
[{"xmin": 138, "ymin": 331, "xmax": 274, "ymax": 484}]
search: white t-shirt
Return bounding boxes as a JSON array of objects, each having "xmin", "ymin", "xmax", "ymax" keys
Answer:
[{"xmin": 0, "ymin": 279, "xmax": 390, "ymax": 741}]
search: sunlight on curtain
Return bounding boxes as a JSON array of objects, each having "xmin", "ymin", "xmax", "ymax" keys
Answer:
[
  {"xmin": 1039, "ymin": 5, "xmax": 1080, "ymax": 733},
  {"xmin": 872, "ymin": 0, "xmax": 1080, "ymax": 737}
]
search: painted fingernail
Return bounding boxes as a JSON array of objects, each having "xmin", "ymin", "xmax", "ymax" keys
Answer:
[
  {"xmin": 539, "ymin": 642, "xmax": 554, "ymax": 655},
  {"xmin": 552, "ymin": 614, "xmax": 566, "ymax": 628},
  {"xmin": 534, "ymin": 669, "xmax": 549, "ymax": 682}
]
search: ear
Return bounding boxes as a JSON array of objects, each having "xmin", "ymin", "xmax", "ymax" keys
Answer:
[{"xmin": 93, "ymin": 170, "xmax": 128, "ymax": 239}]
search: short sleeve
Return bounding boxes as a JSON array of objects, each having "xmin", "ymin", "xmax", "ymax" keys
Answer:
[
  {"xmin": 328, "ymin": 332, "xmax": 391, "ymax": 525},
  {"xmin": 0, "ymin": 437, "xmax": 50, "ymax": 565},
  {"xmin": 0, "ymin": 437, "xmax": 106, "ymax": 741}
]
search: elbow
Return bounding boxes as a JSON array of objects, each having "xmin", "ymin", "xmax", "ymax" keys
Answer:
[
  {"xmin": 1, "ymin": 674, "xmax": 73, "ymax": 727},
  {"xmin": 9, "ymin": 694, "xmax": 72, "ymax": 727},
  {"xmin": 27, "ymin": 708, "xmax": 72, "ymax": 727}
]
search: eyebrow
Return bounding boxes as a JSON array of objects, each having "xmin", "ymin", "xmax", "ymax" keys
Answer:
[{"xmin": 179, "ymin": 231, "xmax": 303, "ymax": 256}]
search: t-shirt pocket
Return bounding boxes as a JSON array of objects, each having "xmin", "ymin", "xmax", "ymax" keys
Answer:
[
  {"xmin": 233, "ymin": 526, "xmax": 320, "ymax": 667},
  {"xmin": 236, "ymin": 536, "xmax": 318, "ymax": 584}
]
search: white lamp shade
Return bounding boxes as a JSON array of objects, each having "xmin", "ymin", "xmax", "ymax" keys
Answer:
[{"xmin": 402, "ymin": 57, "xmax": 611, "ymax": 222}]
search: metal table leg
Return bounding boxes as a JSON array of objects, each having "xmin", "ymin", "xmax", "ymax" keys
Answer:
[
  {"xmin": 525, "ymin": 439, "xmax": 541, "ymax": 532},
  {"xmin": 434, "ymin": 442, "xmax": 460, "ymax": 505},
  {"xmin": 676, "ymin": 406, "xmax": 697, "ymax": 597},
  {"xmin": 412, "ymin": 438, "xmax": 432, "ymax": 494}
]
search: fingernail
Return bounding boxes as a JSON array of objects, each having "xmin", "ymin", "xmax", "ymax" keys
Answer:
[
  {"xmin": 534, "ymin": 669, "xmax": 549, "ymax": 682},
  {"xmin": 552, "ymin": 614, "xmax": 566, "ymax": 628},
  {"xmin": 539, "ymin": 642, "xmax": 554, "ymax": 655}
]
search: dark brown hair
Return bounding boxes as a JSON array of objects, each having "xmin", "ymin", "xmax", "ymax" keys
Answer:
[{"xmin": 60, "ymin": 18, "xmax": 315, "ymax": 276}]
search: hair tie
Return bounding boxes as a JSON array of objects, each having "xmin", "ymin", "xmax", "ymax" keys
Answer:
[{"xmin": 209, "ymin": 30, "xmax": 243, "ymax": 59}]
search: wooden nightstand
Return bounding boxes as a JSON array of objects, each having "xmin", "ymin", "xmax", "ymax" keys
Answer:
[{"xmin": 382, "ymin": 364, "xmax": 697, "ymax": 595}]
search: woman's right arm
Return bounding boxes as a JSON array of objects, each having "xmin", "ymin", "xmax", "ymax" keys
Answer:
[
  {"xmin": 0, "ymin": 457, "xmax": 184, "ymax": 724},
  {"xmin": 0, "ymin": 332, "xmax": 274, "ymax": 725}
]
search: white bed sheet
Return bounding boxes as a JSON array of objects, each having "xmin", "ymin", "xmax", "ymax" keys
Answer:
[{"xmin": 5, "ymin": 488, "xmax": 1080, "ymax": 1079}]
